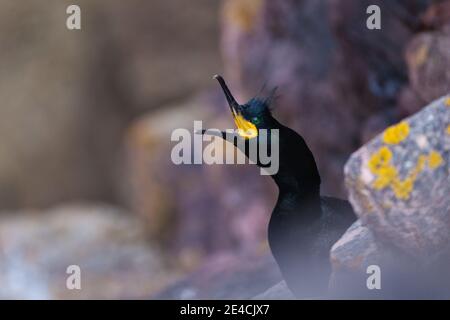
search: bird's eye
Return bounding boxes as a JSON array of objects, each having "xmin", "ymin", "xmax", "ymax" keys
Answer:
[{"xmin": 252, "ymin": 117, "xmax": 261, "ymax": 124}]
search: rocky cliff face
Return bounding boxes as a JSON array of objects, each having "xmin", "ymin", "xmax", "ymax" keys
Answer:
[
  {"xmin": 2, "ymin": 0, "xmax": 450, "ymax": 299},
  {"xmin": 328, "ymin": 0, "xmax": 450, "ymax": 297},
  {"xmin": 126, "ymin": 0, "xmax": 450, "ymax": 298},
  {"xmin": 220, "ymin": 0, "xmax": 439, "ymax": 198}
]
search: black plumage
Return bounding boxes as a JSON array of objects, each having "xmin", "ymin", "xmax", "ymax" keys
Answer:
[{"xmin": 204, "ymin": 75, "xmax": 356, "ymax": 298}]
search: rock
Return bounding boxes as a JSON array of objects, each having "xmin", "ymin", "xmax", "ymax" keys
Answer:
[
  {"xmin": 330, "ymin": 222, "xmax": 450, "ymax": 299},
  {"xmin": 330, "ymin": 221, "xmax": 380, "ymax": 273},
  {"xmin": 329, "ymin": 220, "xmax": 382, "ymax": 297},
  {"xmin": 220, "ymin": 0, "xmax": 434, "ymax": 197},
  {"xmin": 345, "ymin": 95, "xmax": 450, "ymax": 259},
  {"xmin": 152, "ymin": 251, "xmax": 282, "ymax": 299},
  {"xmin": 99, "ymin": 0, "xmax": 221, "ymax": 113},
  {"xmin": 0, "ymin": 0, "xmax": 220, "ymax": 210},
  {"xmin": 0, "ymin": 203, "xmax": 178, "ymax": 299},
  {"xmin": 421, "ymin": 0, "xmax": 450, "ymax": 30},
  {"xmin": 253, "ymin": 281, "xmax": 294, "ymax": 300},
  {"xmin": 0, "ymin": 1, "xmax": 120, "ymax": 209},
  {"xmin": 334, "ymin": 95, "xmax": 450, "ymax": 298},
  {"xmin": 406, "ymin": 24, "xmax": 450, "ymax": 102},
  {"xmin": 397, "ymin": 86, "xmax": 426, "ymax": 118},
  {"xmin": 221, "ymin": 0, "xmax": 355, "ymax": 197}
]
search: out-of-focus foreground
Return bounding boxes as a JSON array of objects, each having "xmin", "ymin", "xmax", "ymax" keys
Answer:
[{"xmin": 0, "ymin": 0, "xmax": 449, "ymax": 298}]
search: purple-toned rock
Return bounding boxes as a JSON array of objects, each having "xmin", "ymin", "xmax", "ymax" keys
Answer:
[
  {"xmin": 406, "ymin": 25, "xmax": 450, "ymax": 102},
  {"xmin": 220, "ymin": 0, "xmax": 435, "ymax": 197},
  {"xmin": 152, "ymin": 251, "xmax": 282, "ymax": 299},
  {"xmin": 421, "ymin": 0, "xmax": 450, "ymax": 30}
]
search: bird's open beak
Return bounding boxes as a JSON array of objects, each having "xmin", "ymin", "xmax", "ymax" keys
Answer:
[{"xmin": 214, "ymin": 75, "xmax": 258, "ymax": 139}]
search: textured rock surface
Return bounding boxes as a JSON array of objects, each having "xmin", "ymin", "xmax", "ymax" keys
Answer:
[
  {"xmin": 328, "ymin": 220, "xmax": 382, "ymax": 297},
  {"xmin": 0, "ymin": 204, "xmax": 178, "ymax": 299},
  {"xmin": 252, "ymin": 281, "xmax": 294, "ymax": 300},
  {"xmin": 121, "ymin": 1, "xmax": 450, "ymax": 297},
  {"xmin": 330, "ymin": 221, "xmax": 450, "ymax": 298},
  {"xmin": 331, "ymin": 95, "xmax": 450, "ymax": 298},
  {"xmin": 330, "ymin": 221, "xmax": 380, "ymax": 273},
  {"xmin": 329, "ymin": 3, "xmax": 450, "ymax": 297},
  {"xmin": 345, "ymin": 95, "xmax": 450, "ymax": 259}
]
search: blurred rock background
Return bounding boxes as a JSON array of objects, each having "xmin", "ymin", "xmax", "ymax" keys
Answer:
[
  {"xmin": 0, "ymin": 0, "xmax": 220, "ymax": 209},
  {"xmin": 0, "ymin": 0, "xmax": 449, "ymax": 299}
]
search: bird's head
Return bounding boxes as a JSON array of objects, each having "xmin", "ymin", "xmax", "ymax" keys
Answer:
[
  {"xmin": 207, "ymin": 75, "xmax": 320, "ymax": 183},
  {"xmin": 214, "ymin": 74, "xmax": 276, "ymax": 139}
]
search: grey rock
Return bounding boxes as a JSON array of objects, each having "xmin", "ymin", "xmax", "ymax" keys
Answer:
[
  {"xmin": 0, "ymin": 203, "xmax": 177, "ymax": 299},
  {"xmin": 345, "ymin": 95, "xmax": 450, "ymax": 259},
  {"xmin": 328, "ymin": 220, "xmax": 384, "ymax": 298},
  {"xmin": 330, "ymin": 220, "xmax": 380, "ymax": 273},
  {"xmin": 253, "ymin": 281, "xmax": 294, "ymax": 300},
  {"xmin": 332, "ymin": 95, "xmax": 450, "ymax": 298}
]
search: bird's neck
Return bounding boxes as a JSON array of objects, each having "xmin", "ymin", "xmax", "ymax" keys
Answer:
[
  {"xmin": 272, "ymin": 173, "xmax": 322, "ymax": 218},
  {"xmin": 268, "ymin": 119, "xmax": 322, "ymax": 217}
]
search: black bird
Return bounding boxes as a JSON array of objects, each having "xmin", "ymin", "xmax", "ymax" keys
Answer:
[{"xmin": 202, "ymin": 75, "xmax": 356, "ymax": 298}]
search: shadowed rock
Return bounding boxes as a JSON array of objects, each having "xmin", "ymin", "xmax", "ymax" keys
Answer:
[{"xmin": 152, "ymin": 252, "xmax": 282, "ymax": 299}]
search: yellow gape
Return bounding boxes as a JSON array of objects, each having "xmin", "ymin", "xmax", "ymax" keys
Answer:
[{"xmin": 232, "ymin": 109, "xmax": 258, "ymax": 139}]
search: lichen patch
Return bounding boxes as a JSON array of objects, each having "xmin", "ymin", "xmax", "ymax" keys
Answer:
[{"xmin": 383, "ymin": 122, "xmax": 410, "ymax": 145}]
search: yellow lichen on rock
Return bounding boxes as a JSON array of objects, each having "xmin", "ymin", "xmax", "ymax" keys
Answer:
[
  {"xmin": 373, "ymin": 166, "xmax": 397, "ymax": 189},
  {"xmin": 368, "ymin": 146, "xmax": 392, "ymax": 174},
  {"xmin": 428, "ymin": 150, "xmax": 443, "ymax": 169},
  {"xmin": 445, "ymin": 97, "xmax": 450, "ymax": 107},
  {"xmin": 411, "ymin": 155, "xmax": 427, "ymax": 179},
  {"xmin": 411, "ymin": 43, "xmax": 429, "ymax": 69},
  {"xmin": 447, "ymin": 125, "xmax": 450, "ymax": 135},
  {"xmin": 224, "ymin": 0, "xmax": 263, "ymax": 31},
  {"xmin": 390, "ymin": 155, "xmax": 426, "ymax": 200},
  {"xmin": 383, "ymin": 121, "xmax": 410, "ymax": 145},
  {"xmin": 367, "ymin": 147, "xmax": 443, "ymax": 200},
  {"xmin": 391, "ymin": 177, "xmax": 414, "ymax": 200},
  {"xmin": 368, "ymin": 146, "xmax": 398, "ymax": 191}
]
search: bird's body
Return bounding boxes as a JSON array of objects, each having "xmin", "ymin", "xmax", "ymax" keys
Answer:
[
  {"xmin": 265, "ymin": 121, "xmax": 355, "ymax": 297},
  {"xmin": 269, "ymin": 194, "xmax": 355, "ymax": 297},
  {"xmin": 206, "ymin": 75, "xmax": 356, "ymax": 298}
]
